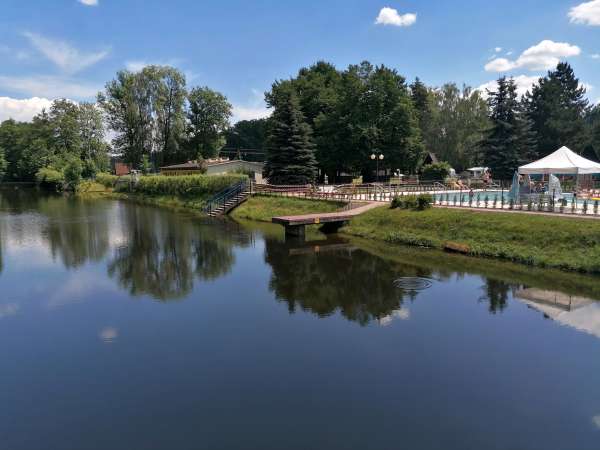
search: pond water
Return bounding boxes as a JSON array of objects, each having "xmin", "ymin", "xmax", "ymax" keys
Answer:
[{"xmin": 1, "ymin": 187, "xmax": 600, "ymax": 450}]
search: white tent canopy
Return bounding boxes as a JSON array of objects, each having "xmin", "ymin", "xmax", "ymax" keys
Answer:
[{"xmin": 519, "ymin": 146, "xmax": 600, "ymax": 175}]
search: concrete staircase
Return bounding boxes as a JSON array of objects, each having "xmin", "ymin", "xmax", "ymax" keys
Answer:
[{"xmin": 204, "ymin": 180, "xmax": 251, "ymax": 217}]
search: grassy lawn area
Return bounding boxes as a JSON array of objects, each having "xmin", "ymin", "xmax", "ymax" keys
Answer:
[
  {"xmin": 230, "ymin": 195, "xmax": 344, "ymax": 222},
  {"xmin": 343, "ymin": 207, "xmax": 600, "ymax": 274}
]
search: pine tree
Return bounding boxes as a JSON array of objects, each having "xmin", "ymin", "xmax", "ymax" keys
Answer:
[
  {"xmin": 482, "ymin": 77, "xmax": 537, "ymax": 179},
  {"xmin": 265, "ymin": 90, "xmax": 318, "ymax": 185},
  {"xmin": 410, "ymin": 78, "xmax": 435, "ymax": 151},
  {"xmin": 524, "ymin": 62, "xmax": 589, "ymax": 156}
]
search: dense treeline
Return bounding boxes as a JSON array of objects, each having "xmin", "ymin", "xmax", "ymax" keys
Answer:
[
  {"xmin": 265, "ymin": 60, "xmax": 599, "ymax": 183},
  {"xmin": 0, "ymin": 100, "xmax": 108, "ymax": 182},
  {"xmin": 0, "ymin": 61, "xmax": 599, "ymax": 185}
]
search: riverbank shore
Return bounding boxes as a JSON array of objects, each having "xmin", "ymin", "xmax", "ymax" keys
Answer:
[
  {"xmin": 81, "ymin": 188, "xmax": 600, "ymax": 275},
  {"xmin": 232, "ymin": 195, "xmax": 600, "ymax": 275}
]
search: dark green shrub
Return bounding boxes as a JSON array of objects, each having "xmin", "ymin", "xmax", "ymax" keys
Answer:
[
  {"xmin": 35, "ymin": 167, "xmax": 65, "ymax": 191},
  {"xmin": 96, "ymin": 172, "xmax": 118, "ymax": 188},
  {"xmin": 421, "ymin": 162, "xmax": 452, "ymax": 181},
  {"xmin": 134, "ymin": 174, "xmax": 247, "ymax": 197},
  {"xmin": 416, "ymin": 194, "xmax": 433, "ymax": 210},
  {"xmin": 64, "ymin": 159, "xmax": 82, "ymax": 191}
]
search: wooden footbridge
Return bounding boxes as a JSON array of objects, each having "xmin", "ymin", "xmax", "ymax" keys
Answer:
[{"xmin": 272, "ymin": 202, "xmax": 382, "ymax": 238}]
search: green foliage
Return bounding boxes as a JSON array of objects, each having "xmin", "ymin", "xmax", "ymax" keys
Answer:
[
  {"xmin": 140, "ymin": 154, "xmax": 152, "ymax": 175},
  {"xmin": 268, "ymin": 61, "xmax": 424, "ymax": 181},
  {"xmin": 344, "ymin": 207, "xmax": 600, "ymax": 274},
  {"xmin": 96, "ymin": 172, "xmax": 118, "ymax": 188},
  {"xmin": 524, "ymin": 62, "xmax": 589, "ymax": 156},
  {"xmin": 427, "ymin": 83, "xmax": 490, "ymax": 172},
  {"xmin": 98, "ymin": 66, "xmax": 187, "ymax": 167},
  {"xmin": 35, "ymin": 167, "xmax": 65, "ymax": 191},
  {"xmin": 391, "ymin": 194, "xmax": 432, "ymax": 210},
  {"xmin": 224, "ymin": 119, "xmax": 268, "ymax": 158},
  {"xmin": 421, "ymin": 162, "xmax": 451, "ymax": 181},
  {"xmin": 64, "ymin": 159, "xmax": 83, "ymax": 190},
  {"xmin": 187, "ymin": 86, "xmax": 232, "ymax": 159},
  {"xmin": 482, "ymin": 77, "xmax": 537, "ymax": 180},
  {"xmin": 231, "ymin": 196, "xmax": 343, "ymax": 222},
  {"xmin": 265, "ymin": 88, "xmax": 318, "ymax": 185},
  {"xmin": 0, "ymin": 147, "xmax": 7, "ymax": 181},
  {"xmin": 133, "ymin": 174, "xmax": 247, "ymax": 197}
]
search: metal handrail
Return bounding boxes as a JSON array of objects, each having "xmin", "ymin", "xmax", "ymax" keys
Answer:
[{"xmin": 203, "ymin": 180, "xmax": 249, "ymax": 215}]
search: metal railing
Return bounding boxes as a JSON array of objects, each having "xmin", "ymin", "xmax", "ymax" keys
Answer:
[{"xmin": 203, "ymin": 179, "xmax": 249, "ymax": 215}]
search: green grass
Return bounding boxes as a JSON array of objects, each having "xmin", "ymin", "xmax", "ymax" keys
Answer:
[
  {"xmin": 343, "ymin": 207, "xmax": 600, "ymax": 274},
  {"xmin": 230, "ymin": 195, "xmax": 345, "ymax": 222}
]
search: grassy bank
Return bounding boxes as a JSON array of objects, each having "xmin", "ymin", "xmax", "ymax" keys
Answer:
[
  {"xmin": 343, "ymin": 206, "xmax": 600, "ymax": 274},
  {"xmin": 81, "ymin": 173, "xmax": 248, "ymax": 211},
  {"xmin": 230, "ymin": 195, "xmax": 344, "ymax": 222}
]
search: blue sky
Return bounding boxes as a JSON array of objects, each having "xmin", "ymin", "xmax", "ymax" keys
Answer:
[{"xmin": 1, "ymin": 0, "xmax": 599, "ymax": 122}]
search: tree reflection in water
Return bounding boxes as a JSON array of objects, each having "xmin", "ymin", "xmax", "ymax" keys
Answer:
[
  {"xmin": 263, "ymin": 237, "xmax": 424, "ymax": 326},
  {"xmin": 107, "ymin": 205, "xmax": 251, "ymax": 300},
  {"xmin": 479, "ymin": 279, "xmax": 513, "ymax": 314}
]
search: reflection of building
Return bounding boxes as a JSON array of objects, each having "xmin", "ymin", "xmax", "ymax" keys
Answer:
[{"xmin": 515, "ymin": 288, "xmax": 600, "ymax": 339}]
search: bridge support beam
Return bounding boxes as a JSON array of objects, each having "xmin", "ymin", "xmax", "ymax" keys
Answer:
[
  {"xmin": 319, "ymin": 220, "xmax": 348, "ymax": 234},
  {"xmin": 285, "ymin": 224, "xmax": 306, "ymax": 239}
]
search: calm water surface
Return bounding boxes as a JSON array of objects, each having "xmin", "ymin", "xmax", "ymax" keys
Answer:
[{"xmin": 1, "ymin": 187, "xmax": 600, "ymax": 450}]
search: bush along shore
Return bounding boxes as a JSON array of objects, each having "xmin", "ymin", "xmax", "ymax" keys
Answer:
[{"xmin": 85, "ymin": 173, "xmax": 248, "ymax": 211}]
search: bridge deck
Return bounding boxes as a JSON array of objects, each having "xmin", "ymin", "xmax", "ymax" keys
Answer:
[{"xmin": 272, "ymin": 202, "xmax": 382, "ymax": 226}]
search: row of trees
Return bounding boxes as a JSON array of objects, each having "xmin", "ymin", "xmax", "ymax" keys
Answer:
[
  {"xmin": 0, "ymin": 100, "xmax": 108, "ymax": 181},
  {"xmin": 482, "ymin": 63, "xmax": 597, "ymax": 179},
  {"xmin": 0, "ymin": 61, "xmax": 599, "ymax": 184},
  {"xmin": 98, "ymin": 65, "xmax": 232, "ymax": 167},
  {"xmin": 264, "ymin": 61, "xmax": 600, "ymax": 184}
]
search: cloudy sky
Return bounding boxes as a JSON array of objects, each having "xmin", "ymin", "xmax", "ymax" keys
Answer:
[{"xmin": 1, "ymin": 0, "xmax": 599, "ymax": 122}]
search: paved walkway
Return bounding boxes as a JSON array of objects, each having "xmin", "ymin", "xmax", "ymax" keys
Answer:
[{"xmin": 434, "ymin": 205, "xmax": 600, "ymax": 220}]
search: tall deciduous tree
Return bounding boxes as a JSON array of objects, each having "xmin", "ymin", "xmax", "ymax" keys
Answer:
[
  {"xmin": 186, "ymin": 86, "xmax": 232, "ymax": 159},
  {"xmin": 428, "ymin": 83, "xmax": 490, "ymax": 172},
  {"xmin": 524, "ymin": 62, "xmax": 589, "ymax": 156},
  {"xmin": 481, "ymin": 77, "xmax": 537, "ymax": 179},
  {"xmin": 313, "ymin": 62, "xmax": 424, "ymax": 179},
  {"xmin": 265, "ymin": 89, "xmax": 318, "ymax": 185},
  {"xmin": 98, "ymin": 65, "xmax": 187, "ymax": 168}
]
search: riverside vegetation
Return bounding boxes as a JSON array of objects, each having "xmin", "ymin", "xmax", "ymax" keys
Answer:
[{"xmin": 231, "ymin": 195, "xmax": 600, "ymax": 275}]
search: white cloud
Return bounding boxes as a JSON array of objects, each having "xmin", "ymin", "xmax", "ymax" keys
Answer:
[
  {"xmin": 569, "ymin": 0, "xmax": 600, "ymax": 26},
  {"xmin": 0, "ymin": 303, "xmax": 19, "ymax": 319},
  {"xmin": 593, "ymin": 415, "xmax": 600, "ymax": 429},
  {"xmin": 23, "ymin": 32, "xmax": 109, "ymax": 74},
  {"xmin": 592, "ymin": 53, "xmax": 600, "ymax": 59},
  {"xmin": 231, "ymin": 88, "xmax": 271, "ymax": 123},
  {"xmin": 0, "ymin": 97, "xmax": 53, "ymax": 122},
  {"xmin": 485, "ymin": 40, "xmax": 581, "ymax": 72},
  {"xmin": 79, "ymin": 0, "xmax": 98, "ymax": 5},
  {"xmin": 0, "ymin": 75, "xmax": 99, "ymax": 99},
  {"xmin": 231, "ymin": 105, "xmax": 270, "ymax": 123},
  {"xmin": 125, "ymin": 59, "xmax": 184, "ymax": 72},
  {"xmin": 375, "ymin": 7, "xmax": 417, "ymax": 27},
  {"xmin": 495, "ymin": 47, "xmax": 503, "ymax": 53},
  {"xmin": 477, "ymin": 75, "xmax": 541, "ymax": 99},
  {"xmin": 99, "ymin": 326, "xmax": 118, "ymax": 343}
]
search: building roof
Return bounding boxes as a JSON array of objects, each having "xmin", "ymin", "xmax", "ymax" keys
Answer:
[{"xmin": 160, "ymin": 161, "xmax": 204, "ymax": 170}]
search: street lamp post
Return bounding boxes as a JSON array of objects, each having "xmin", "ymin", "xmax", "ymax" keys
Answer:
[{"xmin": 371, "ymin": 153, "xmax": 384, "ymax": 183}]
